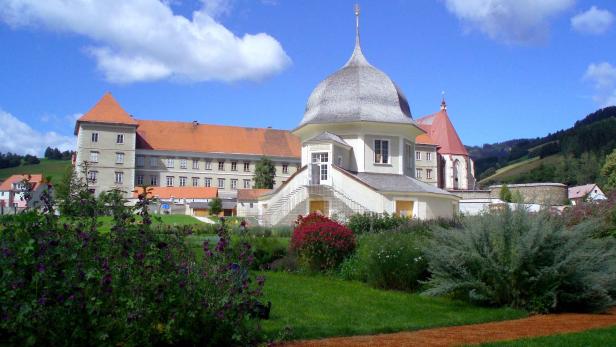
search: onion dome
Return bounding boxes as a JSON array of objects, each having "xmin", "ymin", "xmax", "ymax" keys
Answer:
[{"xmin": 299, "ymin": 7, "xmax": 414, "ymax": 127}]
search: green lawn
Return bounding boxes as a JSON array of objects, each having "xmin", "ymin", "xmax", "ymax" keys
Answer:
[
  {"xmin": 0, "ymin": 159, "xmax": 71, "ymax": 183},
  {"xmin": 480, "ymin": 326, "xmax": 616, "ymax": 346},
  {"xmin": 62, "ymin": 214, "xmax": 206, "ymax": 233},
  {"xmin": 260, "ymin": 272, "xmax": 526, "ymax": 340}
]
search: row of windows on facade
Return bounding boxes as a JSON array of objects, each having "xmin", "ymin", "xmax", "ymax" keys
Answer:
[
  {"xmin": 88, "ymin": 151, "xmax": 292, "ymax": 174},
  {"xmin": 415, "ymin": 168, "xmax": 433, "ymax": 180},
  {"xmin": 91, "ymin": 132, "xmax": 124, "ymax": 144},
  {"xmin": 87, "ymin": 171, "xmax": 265, "ymax": 190}
]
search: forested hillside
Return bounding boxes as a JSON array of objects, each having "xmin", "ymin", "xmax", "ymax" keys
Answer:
[{"xmin": 469, "ymin": 106, "xmax": 616, "ymax": 187}]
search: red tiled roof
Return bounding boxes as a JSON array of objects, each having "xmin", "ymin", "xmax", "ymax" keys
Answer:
[
  {"xmin": 416, "ymin": 134, "xmax": 436, "ymax": 145},
  {"xmin": 237, "ymin": 189, "xmax": 272, "ymax": 201},
  {"xmin": 568, "ymin": 184, "xmax": 598, "ymax": 199},
  {"xmin": 132, "ymin": 186, "xmax": 218, "ymax": 199},
  {"xmin": 0, "ymin": 174, "xmax": 44, "ymax": 191},
  {"xmin": 75, "ymin": 92, "xmax": 138, "ymax": 134},
  {"xmin": 416, "ymin": 109, "xmax": 468, "ymax": 156},
  {"xmin": 136, "ymin": 120, "xmax": 301, "ymax": 158}
]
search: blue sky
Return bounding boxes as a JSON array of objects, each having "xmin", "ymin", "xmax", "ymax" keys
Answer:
[{"xmin": 0, "ymin": 0, "xmax": 615, "ymax": 155}]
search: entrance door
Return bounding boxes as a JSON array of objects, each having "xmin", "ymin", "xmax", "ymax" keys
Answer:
[
  {"xmin": 194, "ymin": 209, "xmax": 209, "ymax": 217},
  {"xmin": 395, "ymin": 201, "xmax": 414, "ymax": 218},
  {"xmin": 309, "ymin": 200, "xmax": 329, "ymax": 215}
]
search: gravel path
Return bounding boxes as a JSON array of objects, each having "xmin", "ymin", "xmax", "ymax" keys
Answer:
[{"xmin": 285, "ymin": 308, "xmax": 616, "ymax": 347}]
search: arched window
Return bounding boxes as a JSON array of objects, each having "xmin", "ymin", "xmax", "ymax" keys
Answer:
[{"xmin": 453, "ymin": 159, "xmax": 461, "ymax": 189}]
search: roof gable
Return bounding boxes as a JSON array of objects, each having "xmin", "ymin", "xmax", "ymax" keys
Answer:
[
  {"xmin": 75, "ymin": 92, "xmax": 138, "ymax": 134},
  {"xmin": 0, "ymin": 174, "xmax": 44, "ymax": 191},
  {"xmin": 416, "ymin": 110, "xmax": 468, "ymax": 156}
]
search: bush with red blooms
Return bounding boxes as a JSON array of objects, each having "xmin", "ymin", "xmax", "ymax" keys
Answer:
[{"xmin": 291, "ymin": 213, "xmax": 356, "ymax": 271}]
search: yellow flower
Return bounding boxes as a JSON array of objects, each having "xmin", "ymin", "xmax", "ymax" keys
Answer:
[{"xmin": 156, "ymin": 323, "xmax": 165, "ymax": 333}]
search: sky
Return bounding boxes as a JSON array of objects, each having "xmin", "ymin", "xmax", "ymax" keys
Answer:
[{"xmin": 0, "ymin": 0, "xmax": 615, "ymax": 155}]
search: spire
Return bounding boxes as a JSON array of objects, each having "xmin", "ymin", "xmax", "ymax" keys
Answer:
[
  {"xmin": 354, "ymin": 3, "xmax": 360, "ymax": 46},
  {"xmin": 440, "ymin": 91, "xmax": 447, "ymax": 111},
  {"xmin": 345, "ymin": 3, "xmax": 369, "ymax": 67}
]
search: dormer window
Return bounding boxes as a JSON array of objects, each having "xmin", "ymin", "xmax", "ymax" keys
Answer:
[{"xmin": 374, "ymin": 139, "xmax": 389, "ymax": 164}]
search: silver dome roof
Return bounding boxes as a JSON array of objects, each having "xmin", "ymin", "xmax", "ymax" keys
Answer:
[{"xmin": 299, "ymin": 36, "xmax": 414, "ymax": 127}]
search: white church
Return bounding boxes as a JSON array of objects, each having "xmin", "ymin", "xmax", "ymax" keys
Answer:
[{"xmin": 257, "ymin": 7, "xmax": 460, "ymax": 225}]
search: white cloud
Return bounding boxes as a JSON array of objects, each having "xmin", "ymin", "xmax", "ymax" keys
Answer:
[
  {"xmin": 584, "ymin": 62, "xmax": 616, "ymax": 107},
  {"xmin": 0, "ymin": 109, "xmax": 74, "ymax": 156},
  {"xmin": 0, "ymin": 0, "xmax": 290, "ymax": 84},
  {"xmin": 443, "ymin": 0, "xmax": 575, "ymax": 44},
  {"xmin": 571, "ymin": 6, "xmax": 614, "ymax": 35}
]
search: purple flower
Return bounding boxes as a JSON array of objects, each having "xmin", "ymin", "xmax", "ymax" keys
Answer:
[
  {"xmin": 36, "ymin": 263, "xmax": 46, "ymax": 273},
  {"xmin": 256, "ymin": 275, "xmax": 265, "ymax": 287},
  {"xmin": 38, "ymin": 295, "xmax": 47, "ymax": 306}
]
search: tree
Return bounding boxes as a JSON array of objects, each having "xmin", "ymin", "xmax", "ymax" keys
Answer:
[
  {"xmin": 500, "ymin": 184, "xmax": 512, "ymax": 202},
  {"xmin": 209, "ymin": 197, "xmax": 222, "ymax": 216},
  {"xmin": 601, "ymin": 149, "xmax": 616, "ymax": 191},
  {"xmin": 253, "ymin": 157, "xmax": 276, "ymax": 189},
  {"xmin": 23, "ymin": 154, "xmax": 40, "ymax": 165}
]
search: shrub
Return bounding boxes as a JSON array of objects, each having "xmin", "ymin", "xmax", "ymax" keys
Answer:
[
  {"xmin": 347, "ymin": 213, "xmax": 410, "ymax": 234},
  {"xmin": 562, "ymin": 191, "xmax": 616, "ymax": 237},
  {"xmin": 232, "ymin": 235, "xmax": 288, "ymax": 270},
  {"xmin": 291, "ymin": 213, "xmax": 356, "ymax": 271},
  {"xmin": 339, "ymin": 231, "xmax": 429, "ymax": 291},
  {"xmin": 423, "ymin": 208, "xmax": 616, "ymax": 313},
  {"xmin": 0, "ymin": 187, "xmax": 265, "ymax": 346}
]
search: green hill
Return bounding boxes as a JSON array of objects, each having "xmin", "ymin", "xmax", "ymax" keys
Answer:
[
  {"xmin": 0, "ymin": 159, "xmax": 71, "ymax": 184},
  {"xmin": 470, "ymin": 106, "xmax": 616, "ymax": 187}
]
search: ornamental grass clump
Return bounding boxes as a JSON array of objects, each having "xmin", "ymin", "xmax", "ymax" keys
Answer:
[
  {"xmin": 0, "ymin": 184, "xmax": 265, "ymax": 346},
  {"xmin": 291, "ymin": 213, "xmax": 356, "ymax": 272},
  {"xmin": 423, "ymin": 207, "xmax": 616, "ymax": 313}
]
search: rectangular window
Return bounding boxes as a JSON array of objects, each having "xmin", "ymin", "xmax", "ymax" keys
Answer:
[
  {"xmin": 179, "ymin": 176, "xmax": 187, "ymax": 187},
  {"xmin": 243, "ymin": 162, "xmax": 250, "ymax": 172},
  {"xmin": 243, "ymin": 179, "xmax": 251, "ymax": 189},
  {"xmin": 166, "ymin": 176, "xmax": 174, "ymax": 187},
  {"xmin": 205, "ymin": 160, "xmax": 212, "ymax": 170},
  {"xmin": 218, "ymin": 178, "xmax": 225, "ymax": 189},
  {"xmin": 204, "ymin": 177, "xmax": 212, "ymax": 187},
  {"xmin": 282, "ymin": 164, "xmax": 289, "ymax": 174},
  {"xmin": 311, "ymin": 152, "xmax": 329, "ymax": 181},
  {"xmin": 192, "ymin": 159, "xmax": 199, "ymax": 169},
  {"xmin": 415, "ymin": 168, "xmax": 422, "ymax": 179},
  {"xmin": 136, "ymin": 156, "xmax": 145, "ymax": 167},
  {"xmin": 415, "ymin": 151, "xmax": 421, "ymax": 160},
  {"xmin": 374, "ymin": 139, "xmax": 389, "ymax": 164},
  {"xmin": 166, "ymin": 158, "xmax": 174, "ymax": 168},
  {"xmin": 90, "ymin": 151, "xmax": 99, "ymax": 163},
  {"xmin": 91, "ymin": 132, "xmax": 98, "ymax": 143},
  {"xmin": 192, "ymin": 177, "xmax": 199, "ymax": 187},
  {"xmin": 231, "ymin": 161, "xmax": 237, "ymax": 171},
  {"xmin": 116, "ymin": 152, "xmax": 124, "ymax": 164},
  {"xmin": 136, "ymin": 175, "xmax": 144, "ymax": 185},
  {"xmin": 180, "ymin": 159, "xmax": 187, "ymax": 169},
  {"xmin": 426, "ymin": 169, "xmax": 432, "ymax": 179},
  {"xmin": 116, "ymin": 134, "xmax": 124, "ymax": 144},
  {"xmin": 406, "ymin": 144, "xmax": 413, "ymax": 169},
  {"xmin": 426, "ymin": 152, "xmax": 432, "ymax": 161},
  {"xmin": 87, "ymin": 170, "xmax": 97, "ymax": 183},
  {"xmin": 218, "ymin": 161, "xmax": 225, "ymax": 171},
  {"xmin": 231, "ymin": 179, "xmax": 238, "ymax": 190},
  {"xmin": 150, "ymin": 175, "xmax": 158, "ymax": 186},
  {"xmin": 150, "ymin": 157, "xmax": 157, "ymax": 168},
  {"xmin": 115, "ymin": 172, "xmax": 124, "ymax": 184}
]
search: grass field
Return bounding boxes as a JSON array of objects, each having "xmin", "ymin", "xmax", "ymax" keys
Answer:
[
  {"xmin": 479, "ymin": 154, "xmax": 561, "ymax": 185},
  {"xmin": 0, "ymin": 159, "xmax": 71, "ymax": 183},
  {"xmin": 481, "ymin": 326, "xmax": 616, "ymax": 346},
  {"xmin": 260, "ymin": 272, "xmax": 526, "ymax": 340},
  {"xmin": 62, "ymin": 214, "xmax": 206, "ymax": 233}
]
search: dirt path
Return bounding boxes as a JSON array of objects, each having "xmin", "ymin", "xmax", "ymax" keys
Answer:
[{"xmin": 285, "ymin": 308, "xmax": 616, "ymax": 347}]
